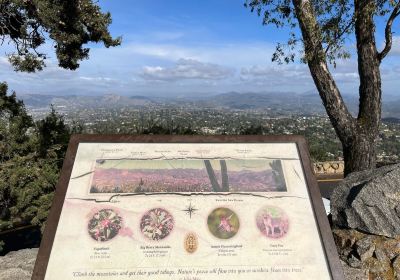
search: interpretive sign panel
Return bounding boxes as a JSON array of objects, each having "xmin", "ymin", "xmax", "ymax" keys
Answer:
[{"xmin": 32, "ymin": 135, "xmax": 344, "ymax": 280}]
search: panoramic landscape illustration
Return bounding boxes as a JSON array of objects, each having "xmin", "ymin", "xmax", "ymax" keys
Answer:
[{"xmin": 90, "ymin": 159, "xmax": 287, "ymax": 193}]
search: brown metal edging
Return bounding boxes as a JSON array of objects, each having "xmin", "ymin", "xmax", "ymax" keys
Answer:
[{"xmin": 295, "ymin": 137, "xmax": 345, "ymax": 280}]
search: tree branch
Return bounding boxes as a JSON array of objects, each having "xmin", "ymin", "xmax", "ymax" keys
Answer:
[
  {"xmin": 324, "ymin": 18, "xmax": 355, "ymax": 55},
  {"xmin": 354, "ymin": 0, "xmax": 382, "ymax": 132},
  {"xmin": 292, "ymin": 0, "xmax": 356, "ymax": 143},
  {"xmin": 378, "ymin": 2, "xmax": 400, "ymax": 62}
]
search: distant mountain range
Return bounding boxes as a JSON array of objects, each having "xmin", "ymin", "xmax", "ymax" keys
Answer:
[
  {"xmin": 19, "ymin": 91, "xmax": 400, "ymax": 119},
  {"xmin": 19, "ymin": 93, "xmax": 155, "ymax": 108}
]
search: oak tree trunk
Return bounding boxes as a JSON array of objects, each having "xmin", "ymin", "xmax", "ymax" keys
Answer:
[
  {"xmin": 292, "ymin": 0, "xmax": 381, "ymax": 176},
  {"xmin": 342, "ymin": 131, "xmax": 377, "ymax": 176},
  {"xmin": 350, "ymin": 0, "xmax": 382, "ymax": 175}
]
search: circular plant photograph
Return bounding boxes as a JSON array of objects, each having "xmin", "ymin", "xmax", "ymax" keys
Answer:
[
  {"xmin": 140, "ymin": 208, "xmax": 174, "ymax": 241},
  {"xmin": 207, "ymin": 207, "xmax": 240, "ymax": 239},
  {"xmin": 88, "ymin": 208, "xmax": 123, "ymax": 242},
  {"xmin": 256, "ymin": 206, "xmax": 289, "ymax": 239}
]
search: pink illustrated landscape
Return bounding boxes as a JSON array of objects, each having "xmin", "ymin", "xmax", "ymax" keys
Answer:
[{"xmin": 90, "ymin": 159, "xmax": 286, "ymax": 193}]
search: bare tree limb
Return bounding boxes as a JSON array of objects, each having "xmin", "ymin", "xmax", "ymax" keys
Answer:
[
  {"xmin": 378, "ymin": 2, "xmax": 400, "ymax": 62},
  {"xmin": 324, "ymin": 18, "xmax": 355, "ymax": 55}
]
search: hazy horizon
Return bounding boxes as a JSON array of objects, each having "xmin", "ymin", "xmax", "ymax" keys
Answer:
[{"xmin": 15, "ymin": 90, "xmax": 400, "ymax": 103}]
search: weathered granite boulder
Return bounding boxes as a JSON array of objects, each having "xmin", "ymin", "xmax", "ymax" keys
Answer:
[
  {"xmin": 0, "ymin": 248, "xmax": 38, "ymax": 280},
  {"xmin": 340, "ymin": 260, "xmax": 368, "ymax": 280},
  {"xmin": 333, "ymin": 229, "xmax": 400, "ymax": 280},
  {"xmin": 331, "ymin": 163, "xmax": 400, "ymax": 238}
]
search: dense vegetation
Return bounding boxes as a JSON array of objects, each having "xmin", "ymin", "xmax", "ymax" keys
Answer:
[
  {"xmin": 0, "ymin": 0, "xmax": 119, "ymax": 253},
  {"xmin": 0, "ymin": 83, "xmax": 79, "ymax": 252}
]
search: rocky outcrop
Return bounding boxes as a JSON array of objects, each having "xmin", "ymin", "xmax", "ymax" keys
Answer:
[
  {"xmin": 0, "ymin": 248, "xmax": 38, "ymax": 280},
  {"xmin": 331, "ymin": 164, "xmax": 400, "ymax": 238},
  {"xmin": 334, "ymin": 229, "xmax": 400, "ymax": 280},
  {"xmin": 341, "ymin": 260, "xmax": 368, "ymax": 280},
  {"xmin": 314, "ymin": 161, "xmax": 345, "ymax": 175}
]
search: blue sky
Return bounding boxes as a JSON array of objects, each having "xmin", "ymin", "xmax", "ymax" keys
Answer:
[{"xmin": 1, "ymin": 0, "xmax": 399, "ymax": 97}]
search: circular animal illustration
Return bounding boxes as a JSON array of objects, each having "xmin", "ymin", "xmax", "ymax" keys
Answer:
[
  {"xmin": 140, "ymin": 208, "xmax": 174, "ymax": 241},
  {"xmin": 207, "ymin": 207, "xmax": 240, "ymax": 239},
  {"xmin": 88, "ymin": 209, "xmax": 123, "ymax": 242},
  {"xmin": 256, "ymin": 206, "xmax": 289, "ymax": 239},
  {"xmin": 184, "ymin": 232, "xmax": 198, "ymax": 253}
]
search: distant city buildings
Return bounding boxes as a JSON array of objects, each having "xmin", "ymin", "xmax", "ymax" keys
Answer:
[{"xmin": 27, "ymin": 104, "xmax": 400, "ymax": 163}]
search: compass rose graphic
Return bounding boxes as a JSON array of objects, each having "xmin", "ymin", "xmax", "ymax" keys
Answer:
[{"xmin": 182, "ymin": 202, "xmax": 198, "ymax": 219}]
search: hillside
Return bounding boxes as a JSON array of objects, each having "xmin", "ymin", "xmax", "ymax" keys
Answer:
[{"xmin": 20, "ymin": 92, "xmax": 400, "ymax": 118}]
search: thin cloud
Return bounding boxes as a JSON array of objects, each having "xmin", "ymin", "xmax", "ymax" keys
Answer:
[
  {"xmin": 0, "ymin": 57, "xmax": 9, "ymax": 65},
  {"xmin": 79, "ymin": 76, "xmax": 114, "ymax": 82},
  {"xmin": 139, "ymin": 58, "xmax": 234, "ymax": 81},
  {"xmin": 239, "ymin": 61, "xmax": 365, "ymax": 88},
  {"xmin": 390, "ymin": 36, "xmax": 400, "ymax": 56},
  {"xmin": 90, "ymin": 42, "xmax": 276, "ymax": 67},
  {"xmin": 240, "ymin": 64, "xmax": 312, "ymax": 86},
  {"xmin": 151, "ymin": 31, "xmax": 185, "ymax": 41}
]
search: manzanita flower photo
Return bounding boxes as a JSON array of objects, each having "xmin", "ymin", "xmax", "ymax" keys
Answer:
[
  {"xmin": 88, "ymin": 209, "xmax": 123, "ymax": 242},
  {"xmin": 140, "ymin": 208, "xmax": 174, "ymax": 241}
]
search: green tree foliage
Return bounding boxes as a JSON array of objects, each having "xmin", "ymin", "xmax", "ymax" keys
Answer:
[
  {"xmin": 140, "ymin": 124, "xmax": 198, "ymax": 135},
  {"xmin": 0, "ymin": 83, "xmax": 73, "ymax": 235},
  {"xmin": 245, "ymin": 0, "xmax": 398, "ymax": 65},
  {"xmin": 245, "ymin": 0, "xmax": 400, "ymax": 175},
  {"xmin": 0, "ymin": 0, "xmax": 121, "ymax": 72},
  {"xmin": 0, "ymin": 83, "xmax": 35, "ymax": 161},
  {"xmin": 36, "ymin": 106, "xmax": 72, "ymax": 161},
  {"xmin": 0, "ymin": 0, "xmax": 118, "ymax": 240},
  {"xmin": 239, "ymin": 125, "xmax": 264, "ymax": 135},
  {"xmin": 0, "ymin": 0, "xmax": 118, "ymax": 252}
]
